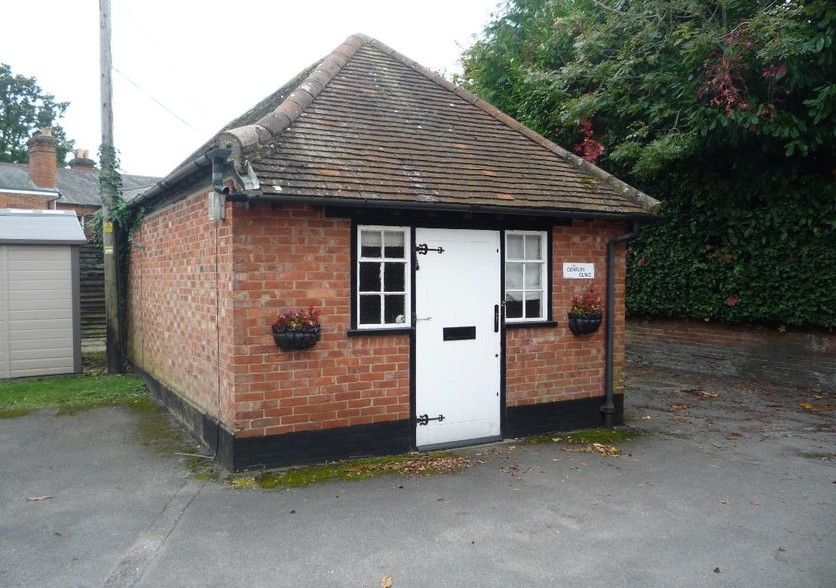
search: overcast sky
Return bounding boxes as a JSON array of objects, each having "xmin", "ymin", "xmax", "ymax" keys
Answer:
[{"xmin": 1, "ymin": 0, "xmax": 502, "ymax": 178}]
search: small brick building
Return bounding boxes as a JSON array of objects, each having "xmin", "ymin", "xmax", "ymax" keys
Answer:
[{"xmin": 127, "ymin": 34, "xmax": 659, "ymax": 470}]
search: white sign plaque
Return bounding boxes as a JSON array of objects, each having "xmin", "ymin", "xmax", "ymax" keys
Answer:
[{"xmin": 563, "ymin": 262, "xmax": 595, "ymax": 279}]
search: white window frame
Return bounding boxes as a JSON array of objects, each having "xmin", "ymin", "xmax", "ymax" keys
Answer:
[
  {"xmin": 356, "ymin": 225, "xmax": 411, "ymax": 329},
  {"xmin": 504, "ymin": 230, "xmax": 548, "ymax": 322}
]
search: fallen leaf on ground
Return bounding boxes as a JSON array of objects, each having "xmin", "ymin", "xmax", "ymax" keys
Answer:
[
  {"xmin": 26, "ymin": 496, "xmax": 52, "ymax": 501},
  {"xmin": 726, "ymin": 433, "xmax": 742, "ymax": 440},
  {"xmin": 641, "ymin": 415, "xmax": 652, "ymax": 420},
  {"xmin": 562, "ymin": 444, "xmax": 620, "ymax": 457},
  {"xmin": 380, "ymin": 575, "xmax": 393, "ymax": 588},
  {"xmin": 689, "ymin": 390, "xmax": 719, "ymax": 399},
  {"xmin": 798, "ymin": 401, "xmax": 833, "ymax": 413},
  {"xmin": 592, "ymin": 443, "xmax": 620, "ymax": 457}
]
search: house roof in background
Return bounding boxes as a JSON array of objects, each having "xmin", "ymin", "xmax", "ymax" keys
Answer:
[
  {"xmin": 0, "ymin": 162, "xmax": 159, "ymax": 206},
  {"xmin": 211, "ymin": 34, "xmax": 659, "ymax": 217},
  {"xmin": 0, "ymin": 209, "xmax": 87, "ymax": 244}
]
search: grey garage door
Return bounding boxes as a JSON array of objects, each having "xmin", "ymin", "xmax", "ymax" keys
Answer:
[
  {"xmin": 0, "ymin": 210, "xmax": 85, "ymax": 379},
  {"xmin": 0, "ymin": 245, "xmax": 79, "ymax": 378}
]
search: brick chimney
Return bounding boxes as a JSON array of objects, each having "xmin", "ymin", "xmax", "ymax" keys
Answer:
[
  {"xmin": 27, "ymin": 129, "xmax": 58, "ymax": 188},
  {"xmin": 68, "ymin": 149, "xmax": 97, "ymax": 172}
]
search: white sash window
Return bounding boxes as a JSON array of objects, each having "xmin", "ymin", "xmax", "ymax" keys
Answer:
[
  {"xmin": 357, "ymin": 226, "xmax": 410, "ymax": 328},
  {"xmin": 505, "ymin": 231, "xmax": 547, "ymax": 321}
]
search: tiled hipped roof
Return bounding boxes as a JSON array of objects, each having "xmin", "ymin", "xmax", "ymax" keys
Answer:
[{"xmin": 216, "ymin": 34, "xmax": 659, "ymax": 217}]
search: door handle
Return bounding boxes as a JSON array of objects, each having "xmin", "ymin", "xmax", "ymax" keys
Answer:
[
  {"xmin": 494, "ymin": 304, "xmax": 499, "ymax": 333},
  {"xmin": 416, "ymin": 316, "xmax": 433, "ymax": 322}
]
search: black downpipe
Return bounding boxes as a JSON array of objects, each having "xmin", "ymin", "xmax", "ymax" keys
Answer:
[
  {"xmin": 210, "ymin": 148, "xmax": 232, "ymax": 195},
  {"xmin": 602, "ymin": 220, "xmax": 640, "ymax": 427}
]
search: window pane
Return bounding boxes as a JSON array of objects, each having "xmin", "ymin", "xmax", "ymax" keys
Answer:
[
  {"xmin": 384, "ymin": 295, "xmax": 405, "ymax": 324},
  {"xmin": 359, "ymin": 262, "xmax": 381, "ymax": 291},
  {"xmin": 383, "ymin": 262, "xmax": 405, "ymax": 292},
  {"xmin": 506, "ymin": 262, "xmax": 523, "ymax": 289},
  {"xmin": 507, "ymin": 234, "xmax": 524, "ymax": 259},
  {"xmin": 360, "ymin": 295, "xmax": 381, "ymax": 324},
  {"xmin": 524, "ymin": 292, "xmax": 542, "ymax": 318},
  {"xmin": 524, "ymin": 234, "xmax": 542, "ymax": 260},
  {"xmin": 504, "ymin": 231, "xmax": 547, "ymax": 322},
  {"xmin": 505, "ymin": 299, "xmax": 523, "ymax": 319},
  {"xmin": 360, "ymin": 231, "xmax": 382, "ymax": 258},
  {"xmin": 524, "ymin": 263, "xmax": 542, "ymax": 288},
  {"xmin": 383, "ymin": 231, "xmax": 405, "ymax": 258}
]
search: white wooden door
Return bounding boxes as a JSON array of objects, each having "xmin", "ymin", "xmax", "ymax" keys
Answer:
[{"xmin": 415, "ymin": 228, "xmax": 502, "ymax": 449}]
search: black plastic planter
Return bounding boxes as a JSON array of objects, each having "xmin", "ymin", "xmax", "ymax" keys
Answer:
[
  {"xmin": 567, "ymin": 314, "xmax": 603, "ymax": 336},
  {"xmin": 272, "ymin": 327, "xmax": 321, "ymax": 351}
]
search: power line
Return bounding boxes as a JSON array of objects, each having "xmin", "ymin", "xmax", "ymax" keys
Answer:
[
  {"xmin": 111, "ymin": 65, "xmax": 203, "ymax": 134},
  {"xmin": 116, "ymin": 0, "xmax": 214, "ymax": 125}
]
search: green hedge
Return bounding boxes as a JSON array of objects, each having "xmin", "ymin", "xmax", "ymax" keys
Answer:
[{"xmin": 626, "ymin": 168, "xmax": 836, "ymax": 328}]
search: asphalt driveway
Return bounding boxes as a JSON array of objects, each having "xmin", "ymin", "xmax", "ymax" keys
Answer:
[{"xmin": 1, "ymin": 365, "xmax": 833, "ymax": 587}]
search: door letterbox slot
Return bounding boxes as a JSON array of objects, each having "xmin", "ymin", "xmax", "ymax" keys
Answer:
[{"xmin": 443, "ymin": 326, "xmax": 476, "ymax": 341}]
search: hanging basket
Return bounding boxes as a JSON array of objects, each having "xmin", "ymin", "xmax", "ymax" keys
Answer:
[
  {"xmin": 272, "ymin": 326, "xmax": 321, "ymax": 351},
  {"xmin": 567, "ymin": 313, "xmax": 603, "ymax": 336}
]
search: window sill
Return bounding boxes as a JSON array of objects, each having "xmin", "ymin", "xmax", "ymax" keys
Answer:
[
  {"xmin": 347, "ymin": 327, "xmax": 414, "ymax": 337},
  {"xmin": 505, "ymin": 320, "xmax": 558, "ymax": 329}
]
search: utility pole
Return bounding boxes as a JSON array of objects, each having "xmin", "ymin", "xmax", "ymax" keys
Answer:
[{"xmin": 100, "ymin": 0, "xmax": 123, "ymax": 374}]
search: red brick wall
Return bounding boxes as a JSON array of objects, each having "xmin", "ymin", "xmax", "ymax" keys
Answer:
[
  {"xmin": 127, "ymin": 190, "xmax": 236, "ymax": 426},
  {"xmin": 56, "ymin": 203, "xmax": 98, "ymax": 218},
  {"xmin": 128, "ymin": 198, "xmax": 630, "ymax": 439},
  {"xmin": 626, "ymin": 317, "xmax": 835, "ymax": 391},
  {"xmin": 0, "ymin": 192, "xmax": 52, "ymax": 209},
  {"xmin": 506, "ymin": 220, "xmax": 627, "ymax": 407},
  {"xmin": 228, "ymin": 204, "xmax": 410, "ymax": 438},
  {"xmin": 128, "ymin": 196, "xmax": 410, "ymax": 438}
]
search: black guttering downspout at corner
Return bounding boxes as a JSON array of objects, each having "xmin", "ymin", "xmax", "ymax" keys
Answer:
[
  {"xmin": 130, "ymin": 149, "xmax": 221, "ymax": 208},
  {"xmin": 602, "ymin": 220, "xmax": 641, "ymax": 428}
]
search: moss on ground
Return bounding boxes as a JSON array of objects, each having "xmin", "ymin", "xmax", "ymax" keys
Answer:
[
  {"xmin": 227, "ymin": 452, "xmax": 474, "ymax": 489},
  {"xmin": 523, "ymin": 427, "xmax": 640, "ymax": 446}
]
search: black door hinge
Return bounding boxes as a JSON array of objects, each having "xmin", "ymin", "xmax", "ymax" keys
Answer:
[
  {"xmin": 416, "ymin": 413, "xmax": 445, "ymax": 426},
  {"xmin": 415, "ymin": 243, "xmax": 445, "ymax": 255}
]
